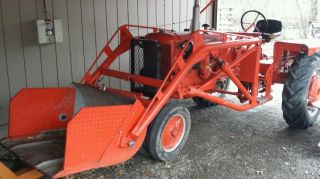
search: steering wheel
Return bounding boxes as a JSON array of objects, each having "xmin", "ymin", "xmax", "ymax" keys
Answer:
[{"xmin": 240, "ymin": 10, "xmax": 268, "ymax": 32}]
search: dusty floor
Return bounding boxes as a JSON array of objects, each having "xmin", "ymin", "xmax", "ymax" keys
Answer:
[
  {"xmin": 69, "ymin": 84, "xmax": 320, "ymax": 179},
  {"xmin": 1, "ymin": 84, "xmax": 320, "ymax": 178}
]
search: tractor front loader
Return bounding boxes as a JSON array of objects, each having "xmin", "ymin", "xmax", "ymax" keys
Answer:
[{"xmin": 1, "ymin": 0, "xmax": 320, "ymax": 178}]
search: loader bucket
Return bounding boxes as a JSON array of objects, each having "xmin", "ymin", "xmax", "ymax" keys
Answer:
[{"xmin": 0, "ymin": 84, "xmax": 147, "ymax": 178}]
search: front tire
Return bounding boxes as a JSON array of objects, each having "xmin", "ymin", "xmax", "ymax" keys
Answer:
[
  {"xmin": 282, "ymin": 52, "xmax": 320, "ymax": 128},
  {"xmin": 143, "ymin": 103, "xmax": 191, "ymax": 161}
]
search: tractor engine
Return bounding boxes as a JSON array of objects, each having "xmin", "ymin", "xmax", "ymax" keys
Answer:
[
  {"xmin": 130, "ymin": 30, "xmax": 225, "ymax": 97},
  {"xmin": 130, "ymin": 31, "xmax": 191, "ymax": 96},
  {"xmin": 130, "ymin": 30, "xmax": 219, "ymax": 97}
]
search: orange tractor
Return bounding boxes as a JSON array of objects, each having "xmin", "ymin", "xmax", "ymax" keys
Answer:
[{"xmin": 1, "ymin": 0, "xmax": 320, "ymax": 178}]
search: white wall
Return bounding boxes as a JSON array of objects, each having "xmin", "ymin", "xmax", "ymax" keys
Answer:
[{"xmin": 0, "ymin": 0, "xmax": 213, "ymax": 125}]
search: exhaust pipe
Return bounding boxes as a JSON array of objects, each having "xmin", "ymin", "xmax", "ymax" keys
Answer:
[{"xmin": 191, "ymin": 0, "xmax": 200, "ymax": 32}]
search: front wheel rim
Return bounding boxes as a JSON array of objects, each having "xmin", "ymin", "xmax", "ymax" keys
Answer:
[{"xmin": 161, "ymin": 115, "xmax": 186, "ymax": 152}]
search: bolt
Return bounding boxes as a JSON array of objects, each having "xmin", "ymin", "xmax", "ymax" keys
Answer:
[{"xmin": 128, "ymin": 140, "xmax": 135, "ymax": 147}]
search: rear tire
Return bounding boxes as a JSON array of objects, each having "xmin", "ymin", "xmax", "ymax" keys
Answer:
[
  {"xmin": 282, "ymin": 53, "xmax": 320, "ymax": 128},
  {"xmin": 143, "ymin": 103, "xmax": 191, "ymax": 161}
]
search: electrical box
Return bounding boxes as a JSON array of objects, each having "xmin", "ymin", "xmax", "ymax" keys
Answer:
[{"xmin": 35, "ymin": 19, "xmax": 63, "ymax": 44}]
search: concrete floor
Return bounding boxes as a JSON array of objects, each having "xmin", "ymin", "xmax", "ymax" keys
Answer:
[
  {"xmin": 1, "ymin": 84, "xmax": 320, "ymax": 178},
  {"xmin": 68, "ymin": 84, "xmax": 320, "ymax": 179}
]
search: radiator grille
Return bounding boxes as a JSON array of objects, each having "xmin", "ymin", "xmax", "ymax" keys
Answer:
[
  {"xmin": 130, "ymin": 38, "xmax": 162, "ymax": 96},
  {"xmin": 132, "ymin": 41, "xmax": 145, "ymax": 88}
]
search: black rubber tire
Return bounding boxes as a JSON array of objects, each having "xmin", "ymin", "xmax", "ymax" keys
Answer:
[
  {"xmin": 282, "ymin": 52, "xmax": 320, "ymax": 128},
  {"xmin": 193, "ymin": 78, "xmax": 230, "ymax": 107},
  {"xmin": 144, "ymin": 103, "xmax": 191, "ymax": 161}
]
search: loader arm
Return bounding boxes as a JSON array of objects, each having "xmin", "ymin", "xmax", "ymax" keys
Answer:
[{"xmin": 82, "ymin": 25, "xmax": 264, "ymax": 143}]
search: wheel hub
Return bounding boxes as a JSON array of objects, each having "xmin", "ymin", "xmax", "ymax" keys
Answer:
[{"xmin": 161, "ymin": 115, "xmax": 185, "ymax": 152}]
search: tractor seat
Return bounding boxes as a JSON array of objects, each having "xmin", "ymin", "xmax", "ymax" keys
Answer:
[{"xmin": 254, "ymin": 19, "xmax": 282, "ymax": 41}]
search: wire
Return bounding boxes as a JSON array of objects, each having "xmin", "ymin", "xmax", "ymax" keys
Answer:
[{"xmin": 43, "ymin": 0, "xmax": 52, "ymax": 20}]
